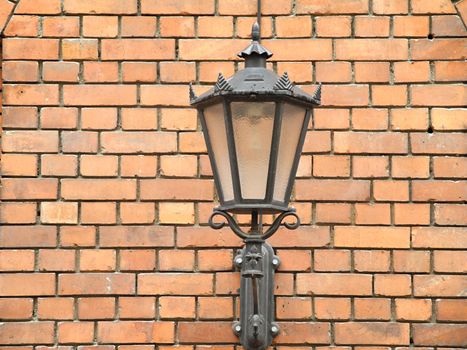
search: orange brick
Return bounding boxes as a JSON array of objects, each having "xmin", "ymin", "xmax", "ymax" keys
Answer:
[
  {"xmin": 41, "ymin": 107, "xmax": 77, "ymax": 130},
  {"xmin": 1, "ymin": 178, "xmax": 58, "ymax": 200},
  {"xmin": 390, "ymin": 108, "xmax": 429, "ymax": 130},
  {"xmin": 78, "ymin": 297, "xmax": 115, "ymax": 319},
  {"xmin": 373, "ymin": 180, "xmax": 409, "ymax": 201},
  {"xmin": 336, "ymin": 39, "xmax": 408, "ymax": 60},
  {"xmin": 37, "ymin": 297, "xmax": 74, "ymax": 320},
  {"xmin": 41, "ymin": 154, "xmax": 77, "ymax": 177},
  {"xmin": 434, "ymin": 204, "xmax": 467, "ymax": 225},
  {"xmin": 276, "ymin": 16, "xmax": 312, "ymax": 37},
  {"xmin": 0, "ymin": 250, "xmax": 35, "ymax": 272},
  {"xmin": 83, "ymin": 62, "xmax": 119, "ymax": 82},
  {"xmin": 315, "ymin": 203, "xmax": 351, "ymax": 224},
  {"xmin": 62, "ymin": 39, "xmax": 98, "ymax": 60},
  {"xmin": 160, "ymin": 17, "xmax": 195, "ymax": 37},
  {"xmin": 314, "ymin": 250, "xmax": 350, "ymax": 272},
  {"xmin": 355, "ymin": 16, "xmax": 390, "ymax": 37},
  {"xmin": 159, "ymin": 203, "xmax": 195, "ymax": 224},
  {"xmin": 1, "ymin": 154, "xmax": 38, "ymax": 176},
  {"xmin": 81, "ymin": 108, "xmax": 117, "ymax": 130},
  {"xmin": 352, "ymin": 108, "xmax": 388, "ymax": 130},
  {"xmin": 396, "ymin": 299, "xmax": 432, "ymax": 321},
  {"xmin": 64, "ymin": 85, "xmax": 137, "ymax": 106},
  {"xmin": 198, "ymin": 16, "xmax": 233, "ymax": 38},
  {"xmin": 121, "ymin": 155, "xmax": 158, "ymax": 177},
  {"xmin": 411, "ymin": 39, "xmax": 467, "ymax": 60},
  {"xmin": 432, "ymin": 108, "xmax": 467, "ymax": 130},
  {"xmin": 159, "ymin": 297, "xmax": 196, "ymax": 319},
  {"xmin": 2, "ymin": 61, "xmax": 39, "ymax": 82},
  {"xmin": 296, "ymin": 0, "xmax": 368, "ymax": 14},
  {"xmin": 412, "ymin": 227, "xmax": 467, "ymax": 249},
  {"xmin": 295, "ymin": 179, "xmax": 370, "ymax": 201},
  {"xmin": 0, "ymin": 322, "xmax": 54, "ymax": 344},
  {"xmin": 160, "ymin": 155, "xmax": 198, "ymax": 177},
  {"xmin": 394, "ymin": 61, "xmax": 430, "ymax": 83},
  {"xmin": 198, "ymin": 297, "xmax": 233, "ymax": 319},
  {"xmin": 16, "ymin": 0, "xmax": 61, "ymax": 14},
  {"xmin": 60, "ymin": 226, "xmax": 96, "ymax": 248},
  {"xmin": 42, "ymin": 62, "xmax": 79, "ymax": 82},
  {"xmin": 435, "ymin": 61, "xmax": 467, "ymax": 82},
  {"xmin": 80, "ymin": 155, "xmax": 118, "ymax": 177},
  {"xmin": 352, "ymin": 156, "xmax": 389, "ymax": 178},
  {"xmin": 0, "ymin": 298, "xmax": 33, "ymax": 319},
  {"xmin": 372, "ymin": 85, "xmax": 407, "ymax": 106},
  {"xmin": 43, "ymin": 17, "xmax": 80, "ymax": 37},
  {"xmin": 303, "ymin": 130, "xmax": 331, "ymax": 153},
  {"xmin": 41, "ymin": 202, "xmax": 78, "ymax": 224},
  {"xmin": 393, "ymin": 250, "xmax": 430, "ymax": 273},
  {"xmin": 354, "ymin": 62, "xmax": 390, "ymax": 83},
  {"xmin": 83, "ymin": 16, "xmax": 118, "ymax": 37},
  {"xmin": 315, "ymin": 62, "xmax": 351, "ymax": 83},
  {"xmin": 3, "ymin": 38, "xmax": 59, "ymax": 60},
  {"xmin": 354, "ymin": 250, "xmax": 390, "ymax": 272},
  {"xmin": 81, "ymin": 202, "xmax": 117, "ymax": 224},
  {"xmin": 120, "ymin": 203, "xmax": 155, "ymax": 224},
  {"xmin": 102, "ymin": 39, "xmax": 175, "ymax": 60},
  {"xmin": 375, "ymin": 274, "xmax": 411, "ymax": 296},
  {"xmin": 313, "ymin": 109, "xmax": 350, "ymax": 129},
  {"xmin": 334, "ymin": 132, "xmax": 407, "ymax": 154},
  {"xmin": 355, "ymin": 298, "xmax": 391, "ymax": 320},
  {"xmin": 394, "ymin": 203, "xmax": 430, "ymax": 225},
  {"xmin": 198, "ymin": 249, "xmax": 233, "ymax": 271},
  {"xmin": 121, "ymin": 108, "xmax": 158, "ymax": 130},
  {"xmin": 80, "ymin": 250, "xmax": 116, "ymax": 272},
  {"xmin": 315, "ymin": 16, "xmax": 351, "ymax": 37},
  {"xmin": 98, "ymin": 321, "xmax": 174, "ymax": 343},
  {"xmin": 138, "ymin": 273, "xmax": 213, "ymax": 295},
  {"xmin": 237, "ymin": 17, "xmax": 273, "ymax": 38},
  {"xmin": 120, "ymin": 250, "xmax": 156, "ymax": 271},
  {"xmin": 3, "ymin": 15, "xmax": 39, "ymax": 36},
  {"xmin": 3, "ymin": 85, "xmax": 59, "ymax": 106},
  {"xmin": 119, "ymin": 296, "xmax": 156, "ymax": 319},
  {"xmin": 38, "ymin": 250, "xmax": 75, "ymax": 272},
  {"xmin": 275, "ymin": 297, "xmax": 312, "ymax": 320},
  {"xmin": 436, "ymin": 299, "xmax": 467, "ymax": 321},
  {"xmin": 140, "ymin": 85, "xmax": 189, "ymax": 106},
  {"xmin": 199, "ymin": 61, "xmax": 236, "ymax": 83},
  {"xmin": 141, "ymin": 0, "xmax": 214, "ymax": 15},
  {"xmin": 122, "ymin": 16, "xmax": 157, "ymax": 37},
  {"xmin": 411, "ymin": 133, "xmax": 466, "ymax": 155},
  {"xmin": 0, "ymin": 203, "xmax": 37, "ymax": 224},
  {"xmin": 140, "ymin": 179, "xmax": 213, "ymax": 201},
  {"xmin": 297, "ymin": 273, "xmax": 372, "ymax": 296},
  {"xmin": 159, "ymin": 250, "xmax": 194, "ymax": 271},
  {"xmin": 335, "ymin": 227, "xmax": 410, "ymax": 248},
  {"xmin": 393, "ymin": 16, "xmax": 429, "ymax": 37},
  {"xmin": 160, "ymin": 62, "xmax": 196, "ymax": 83},
  {"xmin": 58, "ymin": 322, "xmax": 94, "ymax": 344},
  {"xmin": 313, "ymin": 155, "xmax": 350, "ymax": 177},
  {"xmin": 64, "ymin": 0, "xmax": 137, "ymax": 14},
  {"xmin": 59, "ymin": 273, "xmax": 135, "ymax": 295},
  {"xmin": 2, "ymin": 106, "xmax": 38, "ymax": 129},
  {"xmin": 373, "ymin": 0, "xmax": 408, "ymax": 14},
  {"xmin": 314, "ymin": 297, "xmax": 351, "ymax": 320},
  {"xmin": 321, "ymin": 85, "xmax": 369, "ymax": 106},
  {"xmin": 335, "ymin": 323, "xmax": 409, "ymax": 345},
  {"xmin": 355, "ymin": 203, "xmax": 391, "ymax": 225},
  {"xmin": 392, "ymin": 156, "xmax": 430, "ymax": 178},
  {"xmin": 0, "ymin": 273, "xmax": 55, "ymax": 296},
  {"xmin": 434, "ymin": 250, "xmax": 467, "ymax": 273},
  {"xmin": 62, "ymin": 131, "xmax": 98, "ymax": 153},
  {"xmin": 122, "ymin": 62, "xmax": 157, "ymax": 82},
  {"xmin": 412, "ymin": 0, "xmax": 457, "ymax": 14},
  {"xmin": 433, "ymin": 157, "xmax": 467, "ymax": 178}
]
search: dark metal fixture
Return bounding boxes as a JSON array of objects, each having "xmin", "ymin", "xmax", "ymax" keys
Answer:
[{"xmin": 190, "ymin": 4, "xmax": 321, "ymax": 349}]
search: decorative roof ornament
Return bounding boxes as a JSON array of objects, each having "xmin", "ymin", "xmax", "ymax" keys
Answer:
[
  {"xmin": 273, "ymin": 72, "xmax": 294, "ymax": 91},
  {"xmin": 214, "ymin": 73, "xmax": 233, "ymax": 92},
  {"xmin": 238, "ymin": 22, "xmax": 273, "ymax": 60}
]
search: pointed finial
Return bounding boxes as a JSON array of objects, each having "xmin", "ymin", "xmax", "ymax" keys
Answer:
[
  {"xmin": 189, "ymin": 82, "xmax": 197, "ymax": 102},
  {"xmin": 274, "ymin": 72, "xmax": 294, "ymax": 91},
  {"xmin": 214, "ymin": 73, "xmax": 233, "ymax": 92},
  {"xmin": 313, "ymin": 83, "xmax": 322, "ymax": 103},
  {"xmin": 252, "ymin": 22, "xmax": 260, "ymax": 42}
]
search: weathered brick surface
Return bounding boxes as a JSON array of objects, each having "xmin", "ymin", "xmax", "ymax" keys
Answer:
[{"xmin": 0, "ymin": 0, "xmax": 466, "ymax": 347}]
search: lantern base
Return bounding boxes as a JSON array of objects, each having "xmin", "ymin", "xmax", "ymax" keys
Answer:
[{"xmin": 216, "ymin": 202, "xmax": 291, "ymax": 215}]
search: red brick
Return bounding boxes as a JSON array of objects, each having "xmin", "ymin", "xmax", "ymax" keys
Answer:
[
  {"xmin": 393, "ymin": 251, "xmax": 430, "ymax": 273},
  {"xmin": 395, "ymin": 298, "xmax": 432, "ymax": 321},
  {"xmin": 296, "ymin": 0, "xmax": 368, "ymax": 14},
  {"xmin": 411, "ymin": 39, "xmax": 467, "ymax": 60},
  {"xmin": 58, "ymin": 322, "xmax": 94, "ymax": 344},
  {"xmin": 2, "ymin": 107, "xmax": 38, "ymax": 129},
  {"xmin": 62, "ymin": 39, "xmax": 98, "ymax": 60},
  {"xmin": 62, "ymin": 131, "xmax": 98, "ymax": 153},
  {"xmin": 237, "ymin": 16, "xmax": 273, "ymax": 38},
  {"xmin": 102, "ymin": 39, "xmax": 175, "ymax": 60},
  {"xmin": 335, "ymin": 323, "xmax": 409, "ymax": 345},
  {"xmin": 432, "ymin": 108, "xmax": 467, "ymax": 130},
  {"xmin": 120, "ymin": 250, "xmax": 156, "ymax": 271},
  {"xmin": 160, "ymin": 16, "xmax": 194, "ymax": 37},
  {"xmin": 390, "ymin": 108, "xmax": 429, "ymax": 131},
  {"xmin": 297, "ymin": 273, "xmax": 372, "ymax": 296},
  {"xmin": 314, "ymin": 250, "xmax": 350, "ymax": 272},
  {"xmin": 434, "ymin": 204, "xmax": 467, "ymax": 225},
  {"xmin": 414, "ymin": 275, "xmax": 466, "ymax": 297},
  {"xmin": 394, "ymin": 203, "xmax": 430, "ymax": 225},
  {"xmin": 138, "ymin": 273, "xmax": 213, "ymax": 295},
  {"xmin": 275, "ymin": 322, "xmax": 330, "ymax": 344},
  {"xmin": 303, "ymin": 130, "xmax": 331, "ymax": 152},
  {"xmin": 39, "ymin": 250, "xmax": 74, "ymax": 272},
  {"xmin": 81, "ymin": 108, "xmax": 117, "ymax": 130},
  {"xmin": 355, "ymin": 16, "xmax": 390, "ymax": 37},
  {"xmin": 355, "ymin": 203, "xmax": 391, "ymax": 225},
  {"xmin": 1, "ymin": 154, "xmax": 37, "ymax": 176},
  {"xmin": 42, "ymin": 62, "xmax": 79, "ymax": 82},
  {"xmin": 316, "ymin": 62, "xmax": 351, "ymax": 83},
  {"xmin": 435, "ymin": 61, "xmax": 467, "ymax": 82},
  {"xmin": 121, "ymin": 155, "xmax": 157, "ymax": 177},
  {"xmin": 374, "ymin": 180, "xmax": 409, "ymax": 201},
  {"xmin": 314, "ymin": 297, "xmax": 350, "ymax": 320},
  {"xmin": 412, "ymin": 180, "xmax": 467, "ymax": 201},
  {"xmin": 64, "ymin": 85, "xmax": 137, "ymax": 106},
  {"xmin": 0, "ymin": 273, "xmax": 55, "ymax": 296},
  {"xmin": 432, "ymin": 15, "xmax": 465, "ymax": 36},
  {"xmin": 373, "ymin": 0, "xmax": 408, "ymax": 14},
  {"xmin": 2, "ymin": 61, "xmax": 38, "ymax": 82},
  {"xmin": 159, "ymin": 250, "xmax": 194, "ymax": 272},
  {"xmin": 334, "ymin": 132, "xmax": 407, "ymax": 154},
  {"xmin": 0, "ymin": 322, "xmax": 54, "ymax": 345},
  {"xmin": 37, "ymin": 298, "xmax": 74, "ymax": 320},
  {"xmin": 354, "ymin": 62, "xmax": 390, "ymax": 83},
  {"xmin": 83, "ymin": 16, "xmax": 118, "ymax": 38},
  {"xmin": 198, "ymin": 16, "xmax": 233, "ymax": 38},
  {"xmin": 3, "ymin": 38, "xmax": 59, "ymax": 59},
  {"xmin": 0, "ymin": 226, "xmax": 56, "ymax": 248},
  {"xmin": 41, "ymin": 154, "xmax": 77, "ymax": 177},
  {"xmin": 313, "ymin": 109, "xmax": 350, "ymax": 129},
  {"xmin": 160, "ymin": 108, "xmax": 197, "ymax": 131},
  {"xmin": 61, "ymin": 179, "xmax": 136, "ymax": 200},
  {"xmin": 43, "ymin": 17, "xmax": 80, "ymax": 37},
  {"xmin": 295, "ymin": 179, "xmax": 370, "ymax": 201},
  {"xmin": 436, "ymin": 299, "xmax": 467, "ymax": 321},
  {"xmin": 393, "ymin": 16, "xmax": 429, "ymax": 37},
  {"xmin": 375, "ymin": 274, "xmax": 411, "ymax": 296},
  {"xmin": 160, "ymin": 62, "xmax": 196, "ymax": 83},
  {"xmin": 81, "ymin": 202, "xmax": 117, "ymax": 224},
  {"xmin": 119, "ymin": 297, "xmax": 156, "ymax": 319},
  {"xmin": 80, "ymin": 250, "xmax": 116, "ymax": 272},
  {"xmin": 352, "ymin": 108, "xmax": 388, "ymax": 130},
  {"xmin": 434, "ymin": 250, "xmax": 467, "ymax": 273},
  {"xmin": 141, "ymin": 0, "xmax": 214, "ymax": 14},
  {"xmin": 0, "ymin": 250, "xmax": 35, "ymax": 272},
  {"xmin": 433, "ymin": 156, "xmax": 467, "ymax": 178},
  {"xmin": 15, "ymin": 0, "xmax": 59, "ymax": 14},
  {"xmin": 141, "ymin": 85, "xmax": 190, "ymax": 106},
  {"xmin": 197, "ymin": 249, "xmax": 233, "ymax": 271},
  {"xmin": 335, "ymin": 227, "xmax": 410, "ymax": 248},
  {"xmin": 104, "ymin": 132, "xmax": 176, "ymax": 154},
  {"xmin": 83, "ymin": 62, "xmax": 119, "ymax": 83},
  {"xmin": 412, "ymin": 0, "xmax": 457, "ymax": 14},
  {"xmin": 159, "ymin": 297, "xmax": 195, "ymax": 319},
  {"xmin": 0, "ymin": 203, "xmax": 37, "ymax": 224},
  {"xmin": 178, "ymin": 322, "xmax": 237, "ymax": 343},
  {"xmin": 1, "ymin": 178, "xmax": 58, "ymax": 200},
  {"xmin": 78, "ymin": 298, "xmax": 115, "ymax": 320},
  {"xmin": 121, "ymin": 16, "xmax": 157, "ymax": 37},
  {"xmin": 372, "ymin": 85, "xmax": 407, "ymax": 106},
  {"xmin": 413, "ymin": 324, "xmax": 467, "ymax": 346},
  {"xmin": 5, "ymin": 15, "xmax": 39, "ymax": 37},
  {"xmin": 120, "ymin": 203, "xmax": 155, "ymax": 224},
  {"xmin": 276, "ymin": 297, "xmax": 312, "ymax": 320},
  {"xmin": 0, "ymin": 0, "xmax": 14, "ymax": 31},
  {"xmin": 81, "ymin": 155, "xmax": 118, "ymax": 177},
  {"xmin": 352, "ymin": 156, "xmax": 389, "ymax": 178},
  {"xmin": 99, "ymin": 226, "xmax": 173, "ymax": 248},
  {"xmin": 322, "ymin": 84, "xmax": 369, "ymax": 106},
  {"xmin": 160, "ymin": 155, "xmax": 197, "ymax": 177},
  {"xmin": 140, "ymin": 179, "xmax": 213, "ymax": 200},
  {"xmin": 3, "ymin": 85, "xmax": 59, "ymax": 106},
  {"xmin": 64, "ymin": 0, "xmax": 137, "ymax": 14},
  {"xmin": 41, "ymin": 107, "xmax": 78, "ymax": 129},
  {"xmin": 0, "ymin": 298, "xmax": 33, "ymax": 319},
  {"xmin": 59, "ymin": 273, "xmax": 135, "ymax": 295},
  {"xmin": 394, "ymin": 61, "xmax": 430, "ymax": 83},
  {"xmin": 335, "ymin": 39, "xmax": 408, "ymax": 60},
  {"xmin": 60, "ymin": 226, "xmax": 96, "ymax": 248},
  {"xmin": 313, "ymin": 155, "xmax": 350, "ymax": 177},
  {"xmin": 412, "ymin": 85, "xmax": 466, "ymax": 107},
  {"xmin": 354, "ymin": 298, "xmax": 391, "ymax": 320},
  {"xmin": 354, "ymin": 250, "xmax": 390, "ymax": 272},
  {"xmin": 412, "ymin": 227, "xmax": 467, "ymax": 248},
  {"xmin": 275, "ymin": 16, "xmax": 312, "ymax": 38}
]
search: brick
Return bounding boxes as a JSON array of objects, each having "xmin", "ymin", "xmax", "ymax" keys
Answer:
[
  {"xmin": 81, "ymin": 155, "xmax": 118, "ymax": 177},
  {"xmin": 0, "ymin": 273, "xmax": 55, "ymax": 296},
  {"xmin": 412, "ymin": 227, "xmax": 467, "ymax": 248},
  {"xmin": 336, "ymin": 39, "xmax": 408, "ymax": 60},
  {"xmin": 41, "ymin": 107, "xmax": 78, "ymax": 129},
  {"xmin": 436, "ymin": 299, "xmax": 467, "ymax": 321},
  {"xmin": 303, "ymin": 131, "xmax": 331, "ymax": 152},
  {"xmin": 64, "ymin": 85, "xmax": 137, "ymax": 106},
  {"xmin": 313, "ymin": 109, "xmax": 350, "ymax": 129},
  {"xmin": 78, "ymin": 298, "xmax": 115, "ymax": 320},
  {"xmin": 432, "ymin": 15, "xmax": 466, "ymax": 36},
  {"xmin": 102, "ymin": 39, "xmax": 175, "ymax": 60},
  {"xmin": 2, "ymin": 106, "xmax": 38, "ymax": 129},
  {"xmin": 0, "ymin": 203, "xmax": 36, "ymax": 224},
  {"xmin": 412, "ymin": 85, "xmax": 466, "ymax": 107},
  {"xmin": 355, "ymin": 203, "xmax": 391, "ymax": 225},
  {"xmin": 372, "ymin": 85, "xmax": 407, "ymax": 106},
  {"xmin": 59, "ymin": 273, "xmax": 135, "ymax": 295},
  {"xmin": 393, "ymin": 16, "xmax": 429, "ymax": 37},
  {"xmin": 394, "ymin": 251, "xmax": 430, "ymax": 273},
  {"xmin": 141, "ymin": 0, "xmax": 214, "ymax": 14},
  {"xmin": 41, "ymin": 202, "xmax": 78, "ymax": 224},
  {"xmin": 375, "ymin": 274, "xmax": 411, "ymax": 296},
  {"xmin": 354, "ymin": 62, "xmax": 390, "ymax": 82},
  {"xmin": 198, "ymin": 249, "xmax": 234, "ymax": 271},
  {"xmin": 412, "ymin": 39, "xmax": 467, "ymax": 60},
  {"xmin": 140, "ymin": 179, "xmax": 213, "ymax": 200},
  {"xmin": 140, "ymin": 85, "xmax": 189, "ymax": 106},
  {"xmin": 413, "ymin": 180, "xmax": 467, "ymax": 201},
  {"xmin": 414, "ymin": 275, "xmax": 466, "ymax": 297},
  {"xmin": 269, "ymin": 39, "xmax": 334, "ymax": 61},
  {"xmin": 434, "ymin": 250, "xmax": 467, "ymax": 273},
  {"xmin": 354, "ymin": 250, "xmax": 390, "ymax": 272},
  {"xmin": 236, "ymin": 17, "xmax": 273, "ymax": 38},
  {"xmin": 61, "ymin": 179, "xmax": 136, "ymax": 200},
  {"xmin": 314, "ymin": 250, "xmax": 350, "ymax": 272},
  {"xmin": 354, "ymin": 298, "xmax": 391, "ymax": 320},
  {"xmin": 412, "ymin": 0, "xmax": 457, "ymax": 14},
  {"xmin": 119, "ymin": 296, "xmax": 156, "ymax": 319},
  {"xmin": 138, "ymin": 273, "xmax": 213, "ymax": 295},
  {"xmin": 313, "ymin": 155, "xmax": 350, "ymax": 177},
  {"xmin": 198, "ymin": 297, "xmax": 233, "ymax": 319},
  {"xmin": 433, "ymin": 156, "xmax": 467, "ymax": 178},
  {"xmin": 0, "ymin": 0, "xmax": 14, "ymax": 32},
  {"xmin": 60, "ymin": 226, "xmax": 96, "ymax": 248},
  {"xmin": 413, "ymin": 324, "xmax": 467, "ymax": 346},
  {"xmin": 1, "ymin": 154, "xmax": 37, "ymax": 176},
  {"xmin": 198, "ymin": 16, "xmax": 233, "ymax": 38},
  {"xmin": 297, "ymin": 273, "xmax": 372, "ymax": 296},
  {"xmin": 43, "ymin": 17, "xmax": 80, "ymax": 37},
  {"xmin": 80, "ymin": 250, "xmax": 116, "ymax": 271},
  {"xmin": 435, "ymin": 61, "xmax": 467, "ymax": 82},
  {"xmin": 159, "ymin": 297, "xmax": 195, "ymax": 319},
  {"xmin": 2, "ymin": 130, "xmax": 58, "ymax": 153},
  {"xmin": 0, "ymin": 250, "xmax": 35, "ymax": 272},
  {"xmin": 41, "ymin": 155, "xmax": 77, "ymax": 177},
  {"xmin": 42, "ymin": 62, "xmax": 79, "ymax": 82},
  {"xmin": 0, "ymin": 226, "xmax": 56, "ymax": 248},
  {"xmin": 83, "ymin": 62, "xmax": 119, "ymax": 83},
  {"xmin": 159, "ymin": 250, "xmax": 194, "ymax": 271},
  {"xmin": 321, "ymin": 85, "xmax": 369, "ymax": 106},
  {"xmin": 0, "ymin": 322, "xmax": 54, "ymax": 345},
  {"xmin": 394, "ymin": 203, "xmax": 430, "ymax": 225},
  {"xmin": 120, "ymin": 250, "xmax": 156, "ymax": 271},
  {"xmin": 81, "ymin": 108, "xmax": 117, "ymax": 130},
  {"xmin": 122, "ymin": 62, "xmax": 158, "ymax": 82},
  {"xmin": 62, "ymin": 131, "xmax": 98, "ymax": 153},
  {"xmin": 355, "ymin": 16, "xmax": 390, "ymax": 37},
  {"xmin": 58, "ymin": 322, "xmax": 94, "ymax": 344},
  {"xmin": 62, "ymin": 39, "xmax": 98, "ymax": 60},
  {"xmin": 105, "ymin": 132, "xmax": 176, "ymax": 154},
  {"xmin": 275, "ymin": 322, "xmax": 330, "ymax": 344},
  {"xmin": 81, "ymin": 202, "xmax": 117, "ymax": 224},
  {"xmin": 390, "ymin": 108, "xmax": 429, "ymax": 131},
  {"xmin": 38, "ymin": 250, "xmax": 75, "ymax": 272},
  {"xmin": 335, "ymin": 322, "xmax": 409, "ymax": 345},
  {"xmin": 3, "ymin": 85, "xmax": 59, "ymax": 106},
  {"xmin": 2, "ymin": 61, "xmax": 39, "ymax": 82},
  {"xmin": 0, "ymin": 298, "xmax": 33, "ymax": 319},
  {"xmin": 352, "ymin": 108, "xmax": 388, "ymax": 130},
  {"xmin": 373, "ymin": 0, "xmax": 408, "ymax": 14},
  {"xmin": 276, "ymin": 16, "xmax": 312, "ymax": 38},
  {"xmin": 295, "ymin": 179, "xmax": 370, "ymax": 201},
  {"xmin": 315, "ymin": 62, "xmax": 351, "ymax": 83},
  {"xmin": 3, "ymin": 14, "xmax": 38, "ymax": 37},
  {"xmin": 177, "ymin": 227, "xmax": 242, "ymax": 248},
  {"xmin": 159, "ymin": 202, "xmax": 195, "ymax": 224},
  {"xmin": 122, "ymin": 16, "xmax": 157, "ymax": 37},
  {"xmin": 296, "ymin": 0, "xmax": 368, "ymax": 14},
  {"xmin": 373, "ymin": 180, "xmax": 409, "ymax": 201},
  {"xmin": 335, "ymin": 227, "xmax": 410, "ymax": 248},
  {"xmin": 394, "ymin": 61, "xmax": 430, "ymax": 82},
  {"xmin": 121, "ymin": 155, "xmax": 158, "ymax": 177},
  {"xmin": 120, "ymin": 203, "xmax": 155, "ymax": 224},
  {"xmin": 352, "ymin": 156, "xmax": 389, "ymax": 178},
  {"xmin": 432, "ymin": 108, "xmax": 467, "ymax": 130},
  {"xmin": 334, "ymin": 132, "xmax": 407, "ymax": 154},
  {"xmin": 434, "ymin": 204, "xmax": 467, "ymax": 225},
  {"xmin": 160, "ymin": 62, "xmax": 196, "ymax": 83},
  {"xmin": 160, "ymin": 17, "xmax": 194, "ymax": 37},
  {"xmin": 395, "ymin": 298, "xmax": 432, "ymax": 321},
  {"xmin": 100, "ymin": 226, "xmax": 174, "ymax": 247},
  {"xmin": 37, "ymin": 297, "xmax": 74, "ymax": 320},
  {"xmin": 199, "ymin": 62, "xmax": 236, "ymax": 83},
  {"xmin": 314, "ymin": 297, "xmax": 350, "ymax": 320},
  {"xmin": 1, "ymin": 178, "xmax": 58, "ymax": 200},
  {"xmin": 160, "ymin": 155, "xmax": 197, "ymax": 177},
  {"xmin": 64, "ymin": 0, "xmax": 137, "ymax": 14},
  {"xmin": 178, "ymin": 322, "xmax": 238, "ymax": 343},
  {"xmin": 3, "ymin": 38, "xmax": 59, "ymax": 60},
  {"xmin": 83, "ymin": 16, "xmax": 118, "ymax": 38}
]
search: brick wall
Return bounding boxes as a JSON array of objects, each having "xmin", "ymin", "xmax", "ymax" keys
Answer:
[{"xmin": 1, "ymin": 0, "xmax": 466, "ymax": 347}]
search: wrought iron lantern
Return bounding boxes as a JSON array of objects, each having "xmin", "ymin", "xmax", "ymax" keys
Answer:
[{"xmin": 190, "ymin": 19, "xmax": 320, "ymax": 350}]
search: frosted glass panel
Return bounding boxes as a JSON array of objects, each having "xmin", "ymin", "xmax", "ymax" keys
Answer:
[
  {"xmin": 273, "ymin": 103, "xmax": 306, "ymax": 202},
  {"xmin": 231, "ymin": 102, "xmax": 275, "ymax": 199},
  {"xmin": 203, "ymin": 103, "xmax": 234, "ymax": 202}
]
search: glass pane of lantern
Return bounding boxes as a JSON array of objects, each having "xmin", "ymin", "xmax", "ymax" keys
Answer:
[
  {"xmin": 231, "ymin": 102, "xmax": 275, "ymax": 199},
  {"xmin": 203, "ymin": 103, "xmax": 235, "ymax": 201},
  {"xmin": 273, "ymin": 103, "xmax": 307, "ymax": 202}
]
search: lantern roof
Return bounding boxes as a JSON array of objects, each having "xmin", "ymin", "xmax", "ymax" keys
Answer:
[{"xmin": 190, "ymin": 23, "xmax": 321, "ymax": 108}]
